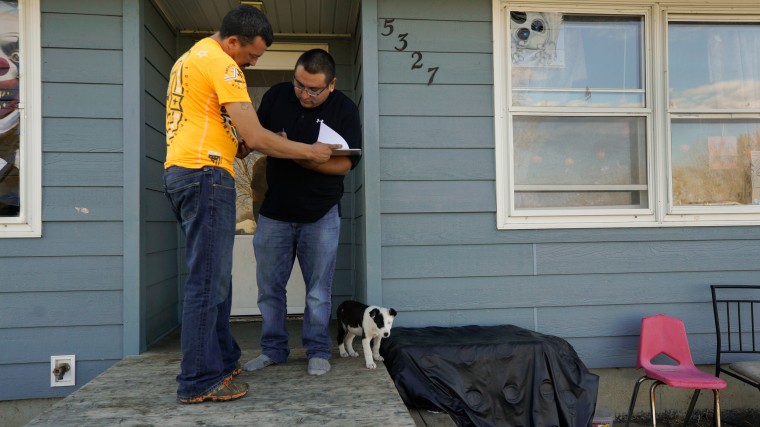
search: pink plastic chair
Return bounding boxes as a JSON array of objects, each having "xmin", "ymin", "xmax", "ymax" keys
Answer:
[{"xmin": 625, "ymin": 314, "xmax": 727, "ymax": 427}]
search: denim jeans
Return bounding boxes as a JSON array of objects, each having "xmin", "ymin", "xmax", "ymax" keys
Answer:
[
  {"xmin": 254, "ymin": 204, "xmax": 340, "ymax": 362},
  {"xmin": 164, "ymin": 166, "xmax": 241, "ymax": 399}
]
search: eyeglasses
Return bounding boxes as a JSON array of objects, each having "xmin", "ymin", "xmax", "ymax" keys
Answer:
[{"xmin": 292, "ymin": 76, "xmax": 328, "ymax": 97}]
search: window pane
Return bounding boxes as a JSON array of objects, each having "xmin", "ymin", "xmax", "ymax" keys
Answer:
[
  {"xmin": 511, "ymin": 13, "xmax": 644, "ymax": 107},
  {"xmin": 513, "ymin": 116, "xmax": 648, "ymax": 209},
  {"xmin": 515, "ymin": 191, "xmax": 644, "ymax": 209},
  {"xmin": 0, "ymin": 1, "xmax": 19, "ymax": 217},
  {"xmin": 671, "ymin": 119, "xmax": 760, "ymax": 206},
  {"xmin": 669, "ymin": 22, "xmax": 760, "ymax": 110}
]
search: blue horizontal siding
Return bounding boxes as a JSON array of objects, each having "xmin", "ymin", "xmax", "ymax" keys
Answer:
[
  {"xmin": 42, "ymin": 83, "xmax": 123, "ymax": 118},
  {"xmin": 379, "ymin": 84, "xmax": 493, "ymax": 116},
  {"xmin": 42, "ymin": 0, "xmax": 122, "ymax": 15},
  {"xmin": 42, "ymin": 49, "xmax": 122, "ymax": 84},
  {"xmin": 0, "ymin": 360, "xmax": 118, "ymax": 401},
  {"xmin": 392, "ymin": 307, "xmax": 536, "ymax": 331},
  {"xmin": 43, "ymin": 187, "xmax": 123, "ymax": 221},
  {"xmin": 377, "ymin": 20, "xmax": 492, "ymax": 53},
  {"xmin": 536, "ymin": 240, "xmax": 760, "ymax": 275},
  {"xmin": 1, "ymin": 291, "xmax": 122, "ymax": 328},
  {"xmin": 382, "ymin": 244, "xmax": 534, "ymax": 279},
  {"xmin": 382, "ymin": 272, "xmax": 759, "ymax": 310},
  {"xmin": 43, "ymin": 118, "xmax": 123, "ymax": 153},
  {"xmin": 42, "ymin": 14, "xmax": 122, "ymax": 49},
  {"xmin": 381, "ymin": 181, "xmax": 495, "ymax": 213},
  {"xmin": 2, "ymin": 222, "xmax": 123, "ymax": 257},
  {"xmin": 378, "ymin": 0, "xmax": 491, "ymax": 20},
  {"xmin": 43, "ymin": 153, "xmax": 123, "ymax": 187},
  {"xmin": 141, "ymin": 0, "xmax": 180, "ymax": 354},
  {"xmin": 380, "ymin": 148, "xmax": 494, "ymax": 180},
  {"xmin": 0, "ymin": 256, "xmax": 123, "ymax": 293},
  {"xmin": 0, "ymin": 325, "xmax": 123, "ymax": 364},
  {"xmin": 378, "ymin": 52, "xmax": 492, "ymax": 84},
  {"xmin": 380, "ymin": 116, "xmax": 495, "ymax": 149}
]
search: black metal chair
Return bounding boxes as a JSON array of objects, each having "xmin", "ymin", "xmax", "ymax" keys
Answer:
[{"xmin": 711, "ymin": 285, "xmax": 760, "ymax": 392}]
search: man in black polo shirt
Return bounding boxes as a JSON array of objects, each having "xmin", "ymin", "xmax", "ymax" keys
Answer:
[{"xmin": 243, "ymin": 49, "xmax": 362, "ymax": 376}]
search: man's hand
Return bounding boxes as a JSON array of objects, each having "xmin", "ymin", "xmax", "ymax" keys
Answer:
[
  {"xmin": 308, "ymin": 142, "xmax": 341, "ymax": 164},
  {"xmin": 236, "ymin": 140, "xmax": 252, "ymax": 158}
]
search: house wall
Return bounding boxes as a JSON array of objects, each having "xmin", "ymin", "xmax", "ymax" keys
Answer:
[
  {"xmin": 351, "ymin": 11, "xmax": 368, "ymax": 305},
  {"xmin": 0, "ymin": 0, "xmax": 126, "ymax": 400},
  {"xmin": 294, "ymin": 37, "xmax": 361, "ymax": 308},
  {"xmin": 141, "ymin": 0, "xmax": 180, "ymax": 348},
  {"xmin": 373, "ymin": 0, "xmax": 760, "ymax": 369}
]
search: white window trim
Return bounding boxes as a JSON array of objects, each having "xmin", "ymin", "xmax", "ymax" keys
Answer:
[
  {"xmin": 493, "ymin": 0, "xmax": 760, "ymax": 229},
  {"xmin": 2, "ymin": 0, "xmax": 41, "ymax": 237}
]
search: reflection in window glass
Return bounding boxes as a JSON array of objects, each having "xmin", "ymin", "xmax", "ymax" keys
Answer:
[
  {"xmin": 511, "ymin": 13, "xmax": 644, "ymax": 107},
  {"xmin": 669, "ymin": 23, "xmax": 760, "ymax": 110},
  {"xmin": 668, "ymin": 23, "xmax": 760, "ymax": 109},
  {"xmin": 671, "ymin": 120, "xmax": 760, "ymax": 206},
  {"xmin": 669, "ymin": 21, "xmax": 760, "ymax": 208},
  {"xmin": 0, "ymin": 0, "xmax": 19, "ymax": 217},
  {"xmin": 513, "ymin": 116, "xmax": 648, "ymax": 209}
]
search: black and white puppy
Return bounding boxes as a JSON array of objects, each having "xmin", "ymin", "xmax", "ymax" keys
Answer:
[{"xmin": 336, "ymin": 300, "xmax": 397, "ymax": 369}]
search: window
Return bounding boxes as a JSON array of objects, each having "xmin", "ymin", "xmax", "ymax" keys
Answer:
[
  {"xmin": 493, "ymin": 1, "xmax": 760, "ymax": 228},
  {"xmin": 668, "ymin": 21, "xmax": 760, "ymax": 210},
  {"xmin": 0, "ymin": 0, "xmax": 41, "ymax": 237}
]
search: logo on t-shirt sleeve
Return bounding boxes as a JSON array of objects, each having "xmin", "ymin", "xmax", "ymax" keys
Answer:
[{"xmin": 224, "ymin": 65, "xmax": 246, "ymax": 91}]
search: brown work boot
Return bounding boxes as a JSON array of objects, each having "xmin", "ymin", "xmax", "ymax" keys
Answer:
[{"xmin": 178, "ymin": 378, "xmax": 249, "ymax": 404}]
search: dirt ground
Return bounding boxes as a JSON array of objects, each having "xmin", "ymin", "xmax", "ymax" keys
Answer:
[{"xmin": 622, "ymin": 408, "xmax": 760, "ymax": 427}]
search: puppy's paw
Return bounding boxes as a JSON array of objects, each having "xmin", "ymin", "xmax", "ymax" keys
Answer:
[
  {"xmin": 366, "ymin": 361, "xmax": 377, "ymax": 369},
  {"xmin": 373, "ymin": 354, "xmax": 384, "ymax": 362},
  {"xmin": 348, "ymin": 350, "xmax": 359, "ymax": 357},
  {"xmin": 339, "ymin": 350, "xmax": 349, "ymax": 358}
]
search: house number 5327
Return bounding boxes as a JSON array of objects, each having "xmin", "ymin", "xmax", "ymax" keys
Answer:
[{"xmin": 381, "ymin": 18, "xmax": 439, "ymax": 86}]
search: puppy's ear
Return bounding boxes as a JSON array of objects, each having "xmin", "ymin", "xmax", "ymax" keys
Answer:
[
  {"xmin": 369, "ymin": 308, "xmax": 380, "ymax": 318},
  {"xmin": 389, "ymin": 308, "xmax": 397, "ymax": 317}
]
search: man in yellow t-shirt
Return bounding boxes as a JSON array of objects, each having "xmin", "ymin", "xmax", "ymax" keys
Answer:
[{"xmin": 163, "ymin": 5, "xmax": 337, "ymax": 405}]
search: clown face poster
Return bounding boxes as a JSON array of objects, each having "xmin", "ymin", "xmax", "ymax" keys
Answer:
[{"xmin": 0, "ymin": 0, "xmax": 19, "ymax": 216}]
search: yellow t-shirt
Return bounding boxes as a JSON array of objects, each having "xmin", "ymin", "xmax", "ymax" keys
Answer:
[{"xmin": 165, "ymin": 37, "xmax": 250, "ymax": 176}]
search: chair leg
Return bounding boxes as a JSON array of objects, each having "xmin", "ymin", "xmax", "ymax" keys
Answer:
[
  {"xmin": 684, "ymin": 389, "xmax": 701, "ymax": 425},
  {"xmin": 713, "ymin": 389, "xmax": 721, "ymax": 427},
  {"xmin": 649, "ymin": 380, "xmax": 664, "ymax": 427},
  {"xmin": 626, "ymin": 376, "xmax": 648, "ymax": 427}
]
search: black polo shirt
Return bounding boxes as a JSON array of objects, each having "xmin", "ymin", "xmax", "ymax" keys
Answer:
[{"xmin": 257, "ymin": 82, "xmax": 362, "ymax": 223}]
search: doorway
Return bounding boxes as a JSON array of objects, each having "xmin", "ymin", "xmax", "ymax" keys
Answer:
[{"xmin": 230, "ymin": 43, "xmax": 328, "ymax": 316}]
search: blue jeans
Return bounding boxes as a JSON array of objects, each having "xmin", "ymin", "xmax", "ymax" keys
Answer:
[
  {"xmin": 164, "ymin": 166, "xmax": 241, "ymax": 399},
  {"xmin": 254, "ymin": 205, "xmax": 340, "ymax": 362}
]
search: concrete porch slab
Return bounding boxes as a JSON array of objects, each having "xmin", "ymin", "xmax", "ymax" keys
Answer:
[{"xmin": 25, "ymin": 320, "xmax": 415, "ymax": 427}]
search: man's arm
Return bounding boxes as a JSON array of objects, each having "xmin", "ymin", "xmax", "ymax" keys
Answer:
[
  {"xmin": 294, "ymin": 100, "xmax": 362, "ymax": 175},
  {"xmin": 294, "ymin": 156, "xmax": 352, "ymax": 175},
  {"xmin": 225, "ymin": 102, "xmax": 336, "ymax": 163},
  {"xmin": 273, "ymin": 128, "xmax": 351, "ymax": 175}
]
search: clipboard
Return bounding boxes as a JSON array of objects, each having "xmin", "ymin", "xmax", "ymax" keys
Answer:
[{"xmin": 332, "ymin": 149, "xmax": 362, "ymax": 156}]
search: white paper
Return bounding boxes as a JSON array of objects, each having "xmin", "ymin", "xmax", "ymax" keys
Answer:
[{"xmin": 317, "ymin": 121, "xmax": 349, "ymax": 149}]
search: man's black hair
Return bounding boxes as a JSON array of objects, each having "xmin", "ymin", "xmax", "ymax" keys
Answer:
[
  {"xmin": 295, "ymin": 49, "xmax": 336, "ymax": 83},
  {"xmin": 220, "ymin": 5, "xmax": 273, "ymax": 47}
]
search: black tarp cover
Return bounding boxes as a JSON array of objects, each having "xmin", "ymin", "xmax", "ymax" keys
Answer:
[{"xmin": 381, "ymin": 325, "xmax": 599, "ymax": 427}]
